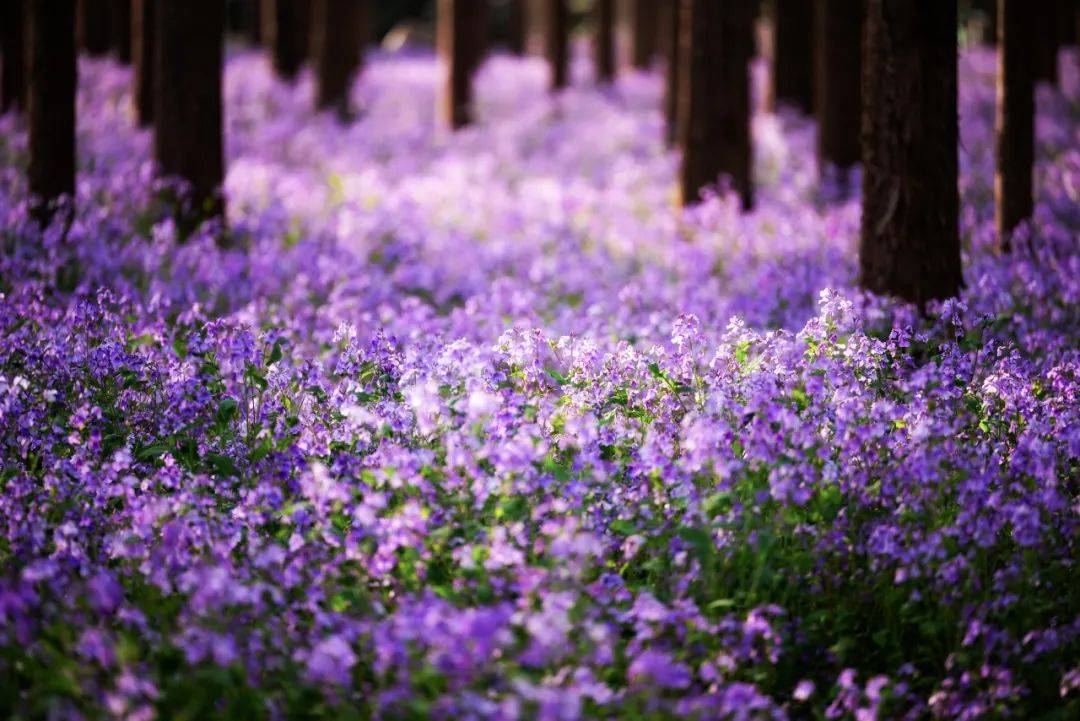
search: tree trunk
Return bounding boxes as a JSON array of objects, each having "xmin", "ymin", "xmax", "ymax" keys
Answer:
[
  {"xmin": 132, "ymin": 0, "xmax": 154, "ymax": 126},
  {"xmin": 27, "ymin": 0, "xmax": 77, "ymax": 222},
  {"xmin": 860, "ymin": 0, "xmax": 962, "ymax": 306},
  {"xmin": 677, "ymin": 0, "xmax": 754, "ymax": 209},
  {"xmin": 546, "ymin": 0, "xmax": 568, "ymax": 90},
  {"xmin": 437, "ymin": 0, "xmax": 486, "ymax": 128},
  {"xmin": 1033, "ymin": 2, "xmax": 1058, "ymax": 85},
  {"xmin": 1, "ymin": 0, "xmax": 27, "ymax": 113},
  {"xmin": 109, "ymin": 0, "xmax": 130, "ymax": 62},
  {"xmin": 595, "ymin": 0, "xmax": 615, "ymax": 83},
  {"xmin": 773, "ymin": 0, "xmax": 813, "ymax": 114},
  {"xmin": 504, "ymin": 0, "xmax": 525, "ymax": 54},
  {"xmin": 815, "ymin": 0, "xmax": 861, "ymax": 183},
  {"xmin": 313, "ymin": 0, "xmax": 366, "ymax": 118},
  {"xmin": 995, "ymin": 0, "xmax": 1034, "ymax": 250},
  {"xmin": 663, "ymin": 0, "xmax": 680, "ymax": 145},
  {"xmin": 155, "ymin": 0, "xmax": 225, "ymax": 224},
  {"xmin": 632, "ymin": 0, "xmax": 659, "ymax": 69},
  {"xmin": 77, "ymin": 0, "xmax": 112, "ymax": 56},
  {"xmin": 263, "ymin": 0, "xmax": 310, "ymax": 81}
]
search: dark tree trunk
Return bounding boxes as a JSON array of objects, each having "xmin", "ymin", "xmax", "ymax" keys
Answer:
[
  {"xmin": 972, "ymin": 0, "xmax": 996, "ymax": 45},
  {"xmin": 1033, "ymin": 2, "xmax": 1058, "ymax": 85},
  {"xmin": 1057, "ymin": 0, "xmax": 1076, "ymax": 47},
  {"xmin": 1, "ymin": 0, "xmax": 27, "ymax": 113},
  {"xmin": 663, "ymin": 0, "xmax": 680, "ymax": 145},
  {"xmin": 815, "ymin": 0, "xmax": 861, "ymax": 182},
  {"xmin": 313, "ymin": 0, "xmax": 366, "ymax": 117},
  {"xmin": 27, "ymin": 0, "xmax": 77, "ymax": 222},
  {"xmin": 263, "ymin": 0, "xmax": 310, "ymax": 81},
  {"xmin": 595, "ymin": 0, "xmax": 615, "ymax": 83},
  {"xmin": 504, "ymin": 0, "xmax": 525, "ymax": 55},
  {"xmin": 677, "ymin": 0, "xmax": 754, "ymax": 209},
  {"xmin": 773, "ymin": 0, "xmax": 813, "ymax": 114},
  {"xmin": 995, "ymin": 0, "xmax": 1034, "ymax": 250},
  {"xmin": 860, "ymin": 0, "xmax": 962, "ymax": 306},
  {"xmin": 155, "ymin": 0, "xmax": 224, "ymax": 224},
  {"xmin": 245, "ymin": 0, "xmax": 262, "ymax": 44},
  {"xmin": 77, "ymin": 0, "xmax": 112, "ymax": 56},
  {"xmin": 132, "ymin": 0, "xmax": 154, "ymax": 126},
  {"xmin": 632, "ymin": 0, "xmax": 659, "ymax": 69},
  {"xmin": 546, "ymin": 0, "xmax": 568, "ymax": 90},
  {"xmin": 109, "ymin": 0, "xmax": 130, "ymax": 62},
  {"xmin": 437, "ymin": 0, "xmax": 486, "ymax": 128}
]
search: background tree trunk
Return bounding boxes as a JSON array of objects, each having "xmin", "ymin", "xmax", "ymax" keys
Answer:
[
  {"xmin": 109, "ymin": 0, "xmax": 130, "ymax": 62},
  {"xmin": 773, "ymin": 0, "xmax": 813, "ymax": 114},
  {"xmin": 78, "ymin": 0, "xmax": 112, "ymax": 56},
  {"xmin": 860, "ymin": 0, "xmax": 962, "ymax": 306},
  {"xmin": 132, "ymin": 0, "xmax": 154, "ymax": 126},
  {"xmin": 27, "ymin": 0, "xmax": 77, "ymax": 221},
  {"xmin": 663, "ymin": 0, "xmax": 680, "ymax": 145},
  {"xmin": 156, "ymin": 0, "xmax": 225, "ymax": 223},
  {"xmin": 595, "ymin": 0, "xmax": 615, "ymax": 83},
  {"xmin": 502, "ymin": 0, "xmax": 525, "ymax": 54},
  {"xmin": 546, "ymin": 0, "xmax": 568, "ymax": 90},
  {"xmin": 1033, "ymin": 2, "xmax": 1059, "ymax": 85},
  {"xmin": 263, "ymin": 0, "xmax": 311, "ymax": 81},
  {"xmin": 995, "ymin": 0, "xmax": 1034, "ymax": 250},
  {"xmin": 1, "ymin": 0, "xmax": 27, "ymax": 113},
  {"xmin": 815, "ymin": 0, "xmax": 861, "ymax": 183},
  {"xmin": 677, "ymin": 0, "xmax": 754, "ymax": 209},
  {"xmin": 313, "ymin": 0, "xmax": 366, "ymax": 117},
  {"xmin": 632, "ymin": 0, "xmax": 659, "ymax": 69},
  {"xmin": 437, "ymin": 0, "xmax": 487, "ymax": 128}
]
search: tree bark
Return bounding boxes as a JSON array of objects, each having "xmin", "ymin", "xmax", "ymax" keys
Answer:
[
  {"xmin": 263, "ymin": 0, "xmax": 310, "ymax": 81},
  {"xmin": 109, "ymin": 0, "xmax": 130, "ymax": 62},
  {"xmin": 860, "ymin": 0, "xmax": 962, "ymax": 306},
  {"xmin": 27, "ymin": 0, "xmax": 77, "ymax": 222},
  {"xmin": 313, "ymin": 0, "xmax": 366, "ymax": 117},
  {"xmin": 595, "ymin": 0, "xmax": 615, "ymax": 83},
  {"xmin": 503, "ymin": 0, "xmax": 525, "ymax": 54},
  {"xmin": 77, "ymin": 0, "xmax": 112, "ymax": 56},
  {"xmin": 546, "ymin": 0, "xmax": 568, "ymax": 90},
  {"xmin": 677, "ymin": 0, "xmax": 754, "ymax": 209},
  {"xmin": 155, "ymin": 0, "xmax": 224, "ymax": 223},
  {"xmin": 132, "ymin": 0, "xmax": 154, "ymax": 126},
  {"xmin": 1, "ymin": 0, "xmax": 27, "ymax": 113},
  {"xmin": 773, "ymin": 0, "xmax": 813, "ymax": 114},
  {"xmin": 1033, "ymin": 1, "xmax": 1058, "ymax": 85},
  {"xmin": 437, "ymin": 0, "xmax": 487, "ymax": 128},
  {"xmin": 663, "ymin": 0, "xmax": 680, "ymax": 145},
  {"xmin": 632, "ymin": 0, "xmax": 659, "ymax": 69},
  {"xmin": 815, "ymin": 0, "xmax": 861, "ymax": 180},
  {"xmin": 995, "ymin": 0, "xmax": 1034, "ymax": 250}
]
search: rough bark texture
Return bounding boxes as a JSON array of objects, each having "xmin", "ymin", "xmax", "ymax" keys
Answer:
[
  {"xmin": 263, "ymin": 0, "xmax": 310, "ymax": 81},
  {"xmin": 313, "ymin": 0, "xmax": 366, "ymax": 117},
  {"xmin": 677, "ymin": 0, "xmax": 754, "ymax": 209},
  {"xmin": 437, "ymin": 0, "xmax": 487, "ymax": 128},
  {"xmin": 78, "ymin": 0, "xmax": 112, "ymax": 55},
  {"xmin": 1, "ymin": 0, "xmax": 27, "ymax": 113},
  {"xmin": 155, "ymin": 0, "xmax": 224, "ymax": 222},
  {"xmin": 773, "ymin": 0, "xmax": 813, "ymax": 114},
  {"xmin": 132, "ymin": 0, "xmax": 154, "ymax": 126},
  {"xmin": 595, "ymin": 0, "xmax": 615, "ymax": 83},
  {"xmin": 860, "ymin": 0, "xmax": 962, "ymax": 306},
  {"xmin": 632, "ymin": 0, "xmax": 659, "ymax": 69},
  {"xmin": 663, "ymin": 0, "xmax": 680, "ymax": 145},
  {"xmin": 815, "ymin": 0, "xmax": 861, "ymax": 174},
  {"xmin": 27, "ymin": 0, "xmax": 77, "ymax": 220},
  {"xmin": 546, "ymin": 0, "xmax": 568, "ymax": 90},
  {"xmin": 995, "ymin": 0, "xmax": 1035, "ymax": 250},
  {"xmin": 109, "ymin": 0, "xmax": 130, "ymax": 62}
]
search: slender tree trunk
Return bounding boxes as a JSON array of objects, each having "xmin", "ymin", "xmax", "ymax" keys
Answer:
[
  {"xmin": 595, "ymin": 0, "xmax": 615, "ymax": 83},
  {"xmin": 664, "ymin": 0, "xmax": 680, "ymax": 145},
  {"xmin": 109, "ymin": 0, "xmax": 130, "ymax": 62},
  {"xmin": 247, "ymin": 0, "xmax": 263, "ymax": 45},
  {"xmin": 545, "ymin": 0, "xmax": 568, "ymax": 90},
  {"xmin": 27, "ymin": 0, "xmax": 77, "ymax": 222},
  {"xmin": 263, "ymin": 0, "xmax": 310, "ymax": 81},
  {"xmin": 313, "ymin": 0, "xmax": 366, "ymax": 117},
  {"xmin": 632, "ymin": 0, "xmax": 659, "ymax": 69},
  {"xmin": 132, "ymin": 0, "xmax": 154, "ymax": 126},
  {"xmin": 437, "ymin": 0, "xmax": 486, "ymax": 128},
  {"xmin": 77, "ymin": 0, "xmax": 112, "ymax": 56},
  {"xmin": 773, "ymin": 0, "xmax": 813, "ymax": 114},
  {"xmin": 815, "ymin": 0, "xmax": 861, "ymax": 183},
  {"xmin": 677, "ymin": 0, "xmax": 754, "ymax": 209},
  {"xmin": 1, "ymin": 0, "xmax": 27, "ymax": 113},
  {"xmin": 1033, "ymin": 2, "xmax": 1058, "ymax": 85},
  {"xmin": 504, "ymin": 0, "xmax": 525, "ymax": 54},
  {"xmin": 155, "ymin": 0, "xmax": 225, "ymax": 224},
  {"xmin": 860, "ymin": 0, "xmax": 962, "ymax": 306},
  {"xmin": 995, "ymin": 0, "xmax": 1034, "ymax": 250}
]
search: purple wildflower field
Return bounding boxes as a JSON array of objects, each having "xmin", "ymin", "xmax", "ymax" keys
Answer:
[{"xmin": 0, "ymin": 44, "xmax": 1078, "ymax": 720}]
